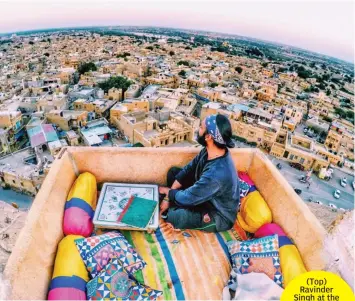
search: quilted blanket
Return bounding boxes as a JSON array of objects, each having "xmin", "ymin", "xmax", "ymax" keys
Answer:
[{"xmin": 115, "ymin": 222, "xmax": 243, "ymax": 300}]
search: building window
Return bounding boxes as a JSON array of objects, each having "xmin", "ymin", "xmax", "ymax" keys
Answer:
[
  {"xmin": 290, "ymin": 154, "xmax": 294, "ymax": 160},
  {"xmin": 300, "ymin": 158, "xmax": 305, "ymax": 164}
]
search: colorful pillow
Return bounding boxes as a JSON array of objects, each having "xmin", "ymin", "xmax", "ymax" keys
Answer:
[
  {"xmin": 232, "ymin": 219, "xmax": 248, "ymax": 241},
  {"xmin": 75, "ymin": 231, "xmax": 146, "ymax": 278},
  {"xmin": 238, "ymin": 172, "xmax": 255, "ymax": 186},
  {"xmin": 63, "ymin": 172, "xmax": 98, "ymax": 237},
  {"xmin": 48, "ymin": 276, "xmax": 87, "ymax": 300},
  {"xmin": 253, "ymin": 225, "xmax": 307, "ymax": 288},
  {"xmin": 86, "ymin": 256, "xmax": 162, "ymax": 301},
  {"xmin": 254, "ymin": 223, "xmax": 287, "ymax": 238},
  {"xmin": 48, "ymin": 235, "xmax": 89, "ymax": 300},
  {"xmin": 227, "ymin": 235, "xmax": 283, "ymax": 287},
  {"xmin": 248, "ymin": 185, "xmax": 257, "ymax": 193},
  {"xmin": 239, "ymin": 179, "xmax": 251, "ymax": 198},
  {"xmin": 237, "ymin": 191, "xmax": 272, "ymax": 233}
]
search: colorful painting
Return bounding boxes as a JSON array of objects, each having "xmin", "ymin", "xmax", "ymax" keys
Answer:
[{"xmin": 93, "ymin": 183, "xmax": 159, "ymax": 231}]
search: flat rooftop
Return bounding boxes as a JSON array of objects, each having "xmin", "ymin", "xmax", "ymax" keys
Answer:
[
  {"xmin": 141, "ymin": 84, "xmax": 160, "ymax": 97},
  {"xmin": 81, "ymin": 125, "xmax": 112, "ymax": 137},
  {"xmin": 73, "ymin": 89, "xmax": 95, "ymax": 96},
  {"xmin": 142, "ymin": 130, "xmax": 160, "ymax": 139},
  {"xmin": 0, "ymin": 147, "xmax": 39, "ymax": 178},
  {"xmin": 27, "ymin": 117, "xmax": 45, "ymax": 127}
]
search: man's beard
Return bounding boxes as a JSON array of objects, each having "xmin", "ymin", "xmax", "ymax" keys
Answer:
[{"xmin": 197, "ymin": 132, "xmax": 207, "ymax": 146}]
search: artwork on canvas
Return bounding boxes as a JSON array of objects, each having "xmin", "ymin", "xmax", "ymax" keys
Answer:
[{"xmin": 93, "ymin": 183, "xmax": 159, "ymax": 231}]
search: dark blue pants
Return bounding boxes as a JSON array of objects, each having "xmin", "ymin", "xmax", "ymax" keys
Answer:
[{"xmin": 163, "ymin": 167, "xmax": 218, "ymax": 232}]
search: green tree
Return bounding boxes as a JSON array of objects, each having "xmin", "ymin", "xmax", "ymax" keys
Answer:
[
  {"xmin": 29, "ymin": 41, "xmax": 34, "ymax": 45},
  {"xmin": 235, "ymin": 66, "xmax": 243, "ymax": 74},
  {"xmin": 178, "ymin": 70, "xmax": 186, "ymax": 77},
  {"xmin": 169, "ymin": 51, "xmax": 175, "ymax": 56},
  {"xmin": 98, "ymin": 76, "xmax": 132, "ymax": 94},
  {"xmin": 177, "ymin": 60, "xmax": 189, "ymax": 67},
  {"xmin": 78, "ymin": 62, "xmax": 97, "ymax": 75},
  {"xmin": 117, "ymin": 52, "xmax": 131, "ymax": 58},
  {"xmin": 346, "ymin": 110, "xmax": 354, "ymax": 120},
  {"xmin": 207, "ymin": 57, "xmax": 212, "ymax": 60},
  {"xmin": 146, "ymin": 46, "xmax": 154, "ymax": 50},
  {"xmin": 261, "ymin": 62, "xmax": 268, "ymax": 67},
  {"xmin": 334, "ymin": 107, "xmax": 347, "ymax": 119},
  {"xmin": 317, "ymin": 82, "xmax": 326, "ymax": 90},
  {"xmin": 322, "ymin": 73, "xmax": 330, "ymax": 81},
  {"xmin": 326, "ymin": 89, "xmax": 331, "ymax": 96},
  {"xmin": 309, "ymin": 62, "xmax": 316, "ymax": 68},
  {"xmin": 144, "ymin": 66, "xmax": 152, "ymax": 77},
  {"xmin": 304, "ymin": 101, "xmax": 312, "ymax": 120},
  {"xmin": 44, "ymin": 52, "xmax": 50, "ymax": 57},
  {"xmin": 298, "ymin": 70, "xmax": 312, "ymax": 79},
  {"xmin": 209, "ymin": 82, "xmax": 218, "ymax": 88}
]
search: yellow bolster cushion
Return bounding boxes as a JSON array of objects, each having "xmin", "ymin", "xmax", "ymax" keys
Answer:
[
  {"xmin": 239, "ymin": 191, "xmax": 272, "ymax": 233},
  {"xmin": 66, "ymin": 172, "xmax": 97, "ymax": 209},
  {"xmin": 52, "ymin": 235, "xmax": 89, "ymax": 282},
  {"xmin": 279, "ymin": 244, "xmax": 307, "ymax": 287}
]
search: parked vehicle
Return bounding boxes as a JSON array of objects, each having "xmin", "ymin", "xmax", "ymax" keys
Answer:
[
  {"xmin": 314, "ymin": 200, "xmax": 323, "ymax": 205},
  {"xmin": 340, "ymin": 177, "xmax": 347, "ymax": 187},
  {"xmin": 352, "ymin": 181, "xmax": 355, "ymax": 190},
  {"xmin": 276, "ymin": 163, "xmax": 282, "ymax": 170},
  {"xmin": 289, "ymin": 162, "xmax": 305, "ymax": 171},
  {"xmin": 294, "ymin": 188, "xmax": 302, "ymax": 195},
  {"xmin": 329, "ymin": 203, "xmax": 337, "ymax": 212},
  {"xmin": 299, "ymin": 176, "xmax": 307, "ymax": 183},
  {"xmin": 306, "ymin": 131, "xmax": 315, "ymax": 138},
  {"xmin": 318, "ymin": 167, "xmax": 332, "ymax": 181},
  {"xmin": 308, "ymin": 196, "xmax": 313, "ymax": 202},
  {"xmin": 303, "ymin": 128, "xmax": 308, "ymax": 134},
  {"xmin": 333, "ymin": 190, "xmax": 341, "ymax": 199}
]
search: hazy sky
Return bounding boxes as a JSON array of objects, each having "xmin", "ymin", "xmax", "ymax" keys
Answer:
[{"xmin": 0, "ymin": 0, "xmax": 354, "ymax": 62}]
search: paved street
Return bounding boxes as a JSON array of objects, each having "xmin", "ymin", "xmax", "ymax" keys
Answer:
[
  {"xmin": 267, "ymin": 155, "xmax": 354, "ymax": 210},
  {"xmin": 233, "ymin": 138, "xmax": 354, "ymax": 210},
  {"xmin": 0, "ymin": 186, "xmax": 33, "ymax": 209}
]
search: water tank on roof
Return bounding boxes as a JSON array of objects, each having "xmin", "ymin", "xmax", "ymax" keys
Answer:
[{"xmin": 97, "ymin": 89, "xmax": 104, "ymax": 98}]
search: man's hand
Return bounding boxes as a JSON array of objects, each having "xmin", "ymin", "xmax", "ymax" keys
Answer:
[
  {"xmin": 159, "ymin": 186, "xmax": 170, "ymax": 196},
  {"xmin": 160, "ymin": 200, "xmax": 170, "ymax": 217},
  {"xmin": 171, "ymin": 180, "xmax": 182, "ymax": 190}
]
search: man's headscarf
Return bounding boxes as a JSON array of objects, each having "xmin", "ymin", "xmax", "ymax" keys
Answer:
[{"xmin": 206, "ymin": 114, "xmax": 225, "ymax": 145}]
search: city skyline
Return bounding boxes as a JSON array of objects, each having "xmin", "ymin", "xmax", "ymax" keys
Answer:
[{"xmin": 0, "ymin": 0, "xmax": 354, "ymax": 62}]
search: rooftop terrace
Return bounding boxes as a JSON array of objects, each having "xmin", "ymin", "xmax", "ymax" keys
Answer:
[
  {"xmin": 3, "ymin": 147, "xmax": 330, "ymax": 300},
  {"xmin": 0, "ymin": 147, "xmax": 39, "ymax": 179}
]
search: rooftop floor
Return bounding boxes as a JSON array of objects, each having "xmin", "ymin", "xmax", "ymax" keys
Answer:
[{"xmin": 0, "ymin": 147, "xmax": 38, "ymax": 178}]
